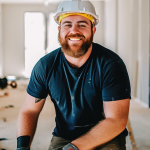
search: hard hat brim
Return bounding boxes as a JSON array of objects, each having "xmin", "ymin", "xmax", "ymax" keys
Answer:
[{"xmin": 54, "ymin": 11, "xmax": 99, "ymax": 25}]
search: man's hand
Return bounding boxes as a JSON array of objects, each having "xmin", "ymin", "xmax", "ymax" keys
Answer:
[{"xmin": 63, "ymin": 143, "xmax": 79, "ymax": 150}]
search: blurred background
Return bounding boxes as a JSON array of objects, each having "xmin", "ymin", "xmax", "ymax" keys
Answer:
[{"xmin": 0, "ymin": 0, "xmax": 149, "ymax": 150}]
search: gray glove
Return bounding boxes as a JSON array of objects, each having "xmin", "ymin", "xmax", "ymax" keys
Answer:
[
  {"xmin": 16, "ymin": 147, "xmax": 28, "ymax": 150},
  {"xmin": 62, "ymin": 143, "xmax": 79, "ymax": 150}
]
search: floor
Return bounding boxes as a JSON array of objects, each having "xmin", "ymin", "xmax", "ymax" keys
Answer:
[
  {"xmin": 0, "ymin": 80, "xmax": 150, "ymax": 150},
  {"xmin": 129, "ymin": 99, "xmax": 150, "ymax": 150}
]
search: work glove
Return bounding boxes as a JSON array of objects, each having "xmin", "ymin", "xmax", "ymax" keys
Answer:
[
  {"xmin": 62, "ymin": 143, "xmax": 79, "ymax": 150},
  {"xmin": 16, "ymin": 147, "xmax": 28, "ymax": 150}
]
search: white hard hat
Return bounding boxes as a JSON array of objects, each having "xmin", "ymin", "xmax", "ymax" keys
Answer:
[{"xmin": 54, "ymin": 0, "xmax": 99, "ymax": 26}]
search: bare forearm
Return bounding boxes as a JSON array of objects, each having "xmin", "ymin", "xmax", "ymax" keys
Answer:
[
  {"xmin": 71, "ymin": 118, "xmax": 126, "ymax": 150},
  {"xmin": 17, "ymin": 111, "xmax": 39, "ymax": 145}
]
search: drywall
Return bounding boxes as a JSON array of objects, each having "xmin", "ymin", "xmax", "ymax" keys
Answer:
[
  {"xmin": 136, "ymin": 0, "xmax": 149, "ymax": 106},
  {"xmin": 129, "ymin": 0, "xmax": 139, "ymax": 98},
  {"xmin": 0, "ymin": 3, "xmax": 3, "ymax": 77},
  {"xmin": 117, "ymin": 0, "xmax": 138, "ymax": 98},
  {"xmin": 104, "ymin": 0, "xmax": 149, "ymax": 106},
  {"xmin": 104, "ymin": 0, "xmax": 117, "ymax": 52},
  {"xmin": 91, "ymin": 1, "xmax": 104, "ymax": 46},
  {"xmin": 117, "ymin": 0, "xmax": 132, "ymax": 77}
]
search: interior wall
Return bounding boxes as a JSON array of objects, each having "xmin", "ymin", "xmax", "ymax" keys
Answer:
[
  {"xmin": 104, "ymin": 0, "xmax": 137, "ymax": 98},
  {"xmin": 1, "ymin": 1, "xmax": 150, "ymax": 106},
  {"xmin": 130, "ymin": 0, "xmax": 139, "ymax": 98},
  {"xmin": 104, "ymin": 0, "xmax": 117, "ymax": 53},
  {"xmin": 117, "ymin": 0, "xmax": 133, "ymax": 95},
  {"xmin": 0, "ymin": 3, "xmax": 3, "ymax": 77},
  {"xmin": 91, "ymin": 1, "xmax": 104, "ymax": 46},
  {"xmin": 2, "ymin": 2, "xmax": 104, "ymax": 77},
  {"xmin": 103, "ymin": 0, "xmax": 150, "ymax": 106},
  {"xmin": 2, "ymin": 4, "xmax": 58, "ymax": 77},
  {"xmin": 136, "ymin": 0, "xmax": 149, "ymax": 106}
]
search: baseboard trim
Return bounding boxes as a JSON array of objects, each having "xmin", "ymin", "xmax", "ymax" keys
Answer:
[{"xmin": 133, "ymin": 97, "xmax": 149, "ymax": 108}]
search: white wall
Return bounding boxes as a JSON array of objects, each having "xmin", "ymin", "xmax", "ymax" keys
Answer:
[
  {"xmin": 130, "ymin": 0, "xmax": 139, "ymax": 98},
  {"xmin": 0, "ymin": 3, "xmax": 3, "ymax": 77},
  {"xmin": 117, "ymin": 0, "xmax": 132, "ymax": 81},
  {"xmin": 104, "ymin": 0, "xmax": 117, "ymax": 53},
  {"xmin": 91, "ymin": 1, "xmax": 104, "ymax": 46},
  {"xmin": 104, "ymin": 0, "xmax": 149, "ymax": 106},
  {"xmin": 2, "ymin": 4, "xmax": 58, "ymax": 77},
  {"xmin": 104, "ymin": 0, "xmax": 136, "ymax": 97},
  {"xmin": 136, "ymin": 0, "xmax": 149, "ymax": 105}
]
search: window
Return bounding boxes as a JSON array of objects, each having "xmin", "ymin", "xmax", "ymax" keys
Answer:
[
  {"xmin": 47, "ymin": 13, "xmax": 60, "ymax": 53},
  {"xmin": 24, "ymin": 12, "xmax": 46, "ymax": 77},
  {"xmin": 24, "ymin": 12, "xmax": 60, "ymax": 77}
]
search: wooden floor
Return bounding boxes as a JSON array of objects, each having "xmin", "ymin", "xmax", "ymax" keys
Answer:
[{"xmin": 0, "ymin": 80, "xmax": 150, "ymax": 150}]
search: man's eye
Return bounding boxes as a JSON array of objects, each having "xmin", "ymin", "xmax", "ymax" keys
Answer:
[
  {"xmin": 79, "ymin": 25, "xmax": 86, "ymax": 27},
  {"xmin": 65, "ymin": 24, "xmax": 71, "ymax": 27}
]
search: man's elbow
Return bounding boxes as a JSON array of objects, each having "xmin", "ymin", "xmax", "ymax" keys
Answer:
[
  {"xmin": 118, "ymin": 118, "xmax": 128, "ymax": 132},
  {"xmin": 19, "ymin": 107, "xmax": 40, "ymax": 119}
]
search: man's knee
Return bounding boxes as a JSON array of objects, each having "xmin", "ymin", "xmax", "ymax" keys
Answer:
[{"xmin": 48, "ymin": 136, "xmax": 71, "ymax": 150}]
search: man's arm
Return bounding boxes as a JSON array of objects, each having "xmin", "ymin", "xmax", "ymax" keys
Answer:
[
  {"xmin": 17, "ymin": 93, "xmax": 46, "ymax": 148},
  {"xmin": 71, "ymin": 98, "xmax": 130, "ymax": 150}
]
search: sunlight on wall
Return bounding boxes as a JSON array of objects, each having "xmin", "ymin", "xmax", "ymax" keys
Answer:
[
  {"xmin": 24, "ymin": 12, "xmax": 45, "ymax": 77},
  {"xmin": 47, "ymin": 13, "xmax": 60, "ymax": 53}
]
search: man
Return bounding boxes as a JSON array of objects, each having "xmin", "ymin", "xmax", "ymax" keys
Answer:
[{"xmin": 16, "ymin": 0, "xmax": 131, "ymax": 150}]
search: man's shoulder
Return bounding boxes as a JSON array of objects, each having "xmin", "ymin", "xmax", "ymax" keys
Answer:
[
  {"xmin": 41, "ymin": 47, "xmax": 61, "ymax": 62},
  {"xmin": 35, "ymin": 47, "xmax": 61, "ymax": 73},
  {"xmin": 92, "ymin": 43, "xmax": 121, "ymax": 63}
]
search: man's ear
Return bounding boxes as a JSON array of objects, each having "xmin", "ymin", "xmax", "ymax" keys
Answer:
[
  {"xmin": 58, "ymin": 26, "xmax": 60, "ymax": 32},
  {"xmin": 92, "ymin": 26, "xmax": 96, "ymax": 35}
]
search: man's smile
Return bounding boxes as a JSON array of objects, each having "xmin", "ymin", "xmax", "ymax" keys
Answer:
[{"xmin": 68, "ymin": 38, "xmax": 81, "ymax": 41}]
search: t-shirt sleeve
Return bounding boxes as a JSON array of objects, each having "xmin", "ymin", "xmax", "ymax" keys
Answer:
[
  {"xmin": 102, "ymin": 59, "xmax": 131, "ymax": 101},
  {"xmin": 27, "ymin": 59, "xmax": 48, "ymax": 99}
]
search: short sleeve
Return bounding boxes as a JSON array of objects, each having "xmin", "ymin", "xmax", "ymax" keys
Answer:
[
  {"xmin": 102, "ymin": 59, "xmax": 131, "ymax": 101},
  {"xmin": 27, "ymin": 59, "xmax": 48, "ymax": 99}
]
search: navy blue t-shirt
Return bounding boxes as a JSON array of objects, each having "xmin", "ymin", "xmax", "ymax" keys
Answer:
[{"xmin": 27, "ymin": 43, "xmax": 131, "ymax": 140}]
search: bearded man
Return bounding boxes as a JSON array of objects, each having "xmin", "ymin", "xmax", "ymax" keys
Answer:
[{"xmin": 16, "ymin": 0, "xmax": 131, "ymax": 150}]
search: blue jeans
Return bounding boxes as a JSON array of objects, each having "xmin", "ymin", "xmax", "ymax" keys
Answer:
[{"xmin": 48, "ymin": 133, "xmax": 126, "ymax": 150}]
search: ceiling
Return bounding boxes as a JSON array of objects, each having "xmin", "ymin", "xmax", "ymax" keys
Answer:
[
  {"xmin": 0, "ymin": 0, "xmax": 61, "ymax": 4},
  {"xmin": 0, "ymin": 0, "xmax": 109, "ymax": 4}
]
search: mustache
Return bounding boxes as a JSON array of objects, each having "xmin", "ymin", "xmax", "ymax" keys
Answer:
[{"xmin": 66, "ymin": 34, "xmax": 85, "ymax": 39}]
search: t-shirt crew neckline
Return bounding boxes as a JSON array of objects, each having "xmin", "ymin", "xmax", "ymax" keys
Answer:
[{"xmin": 61, "ymin": 44, "xmax": 93, "ymax": 73}]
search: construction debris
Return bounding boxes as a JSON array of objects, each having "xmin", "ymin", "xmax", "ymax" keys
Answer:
[
  {"xmin": 0, "ymin": 77, "xmax": 17, "ymax": 89},
  {"xmin": 0, "ymin": 105, "xmax": 14, "ymax": 111}
]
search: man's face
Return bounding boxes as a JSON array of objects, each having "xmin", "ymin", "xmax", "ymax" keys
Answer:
[{"xmin": 58, "ymin": 15, "xmax": 96, "ymax": 58}]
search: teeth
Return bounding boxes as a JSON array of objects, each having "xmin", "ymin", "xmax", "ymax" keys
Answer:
[{"xmin": 69, "ymin": 38, "xmax": 80, "ymax": 41}]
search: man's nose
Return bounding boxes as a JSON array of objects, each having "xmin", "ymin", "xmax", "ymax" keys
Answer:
[{"xmin": 69, "ymin": 25, "xmax": 80, "ymax": 35}]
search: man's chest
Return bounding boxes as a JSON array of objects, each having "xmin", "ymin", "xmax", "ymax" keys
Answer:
[{"xmin": 47, "ymin": 64, "xmax": 102, "ymax": 110}]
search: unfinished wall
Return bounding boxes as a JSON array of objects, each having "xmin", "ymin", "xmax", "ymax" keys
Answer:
[
  {"xmin": 104, "ymin": 0, "xmax": 136, "ymax": 97},
  {"xmin": 117, "ymin": 0, "xmax": 132, "ymax": 82},
  {"xmin": 136, "ymin": 0, "xmax": 149, "ymax": 106},
  {"xmin": 2, "ymin": 2, "xmax": 104, "ymax": 77},
  {"xmin": 0, "ymin": 3, "xmax": 3, "ymax": 77},
  {"xmin": 104, "ymin": 0, "xmax": 117, "ymax": 53},
  {"xmin": 130, "ymin": 0, "xmax": 139, "ymax": 98},
  {"xmin": 117, "ymin": 0, "xmax": 149, "ymax": 106},
  {"xmin": 91, "ymin": 1, "xmax": 104, "ymax": 46},
  {"xmin": 2, "ymin": 4, "xmax": 58, "ymax": 77}
]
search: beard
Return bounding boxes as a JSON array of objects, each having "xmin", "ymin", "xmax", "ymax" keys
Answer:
[{"xmin": 58, "ymin": 30, "xmax": 93, "ymax": 58}]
